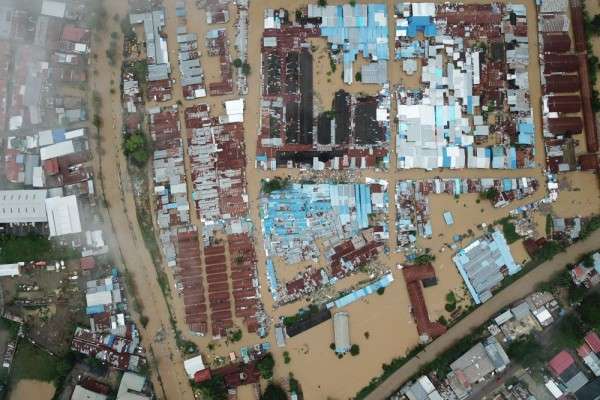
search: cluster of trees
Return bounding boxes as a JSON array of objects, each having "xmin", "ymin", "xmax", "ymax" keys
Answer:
[
  {"xmin": 123, "ymin": 130, "xmax": 151, "ymax": 166},
  {"xmin": 232, "ymin": 58, "xmax": 251, "ymax": 75}
]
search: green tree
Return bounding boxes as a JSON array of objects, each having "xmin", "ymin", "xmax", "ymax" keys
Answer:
[
  {"xmin": 193, "ymin": 376, "xmax": 228, "ymax": 400},
  {"xmin": 506, "ymin": 334, "xmax": 543, "ymax": 366},
  {"xmin": 233, "ymin": 58, "xmax": 243, "ymax": 68},
  {"xmin": 289, "ymin": 373, "xmax": 300, "ymax": 394},
  {"xmin": 257, "ymin": 353, "xmax": 275, "ymax": 379},
  {"xmin": 350, "ymin": 344, "xmax": 360, "ymax": 356},
  {"xmin": 123, "ymin": 131, "xmax": 151, "ymax": 166},
  {"xmin": 260, "ymin": 383, "xmax": 287, "ymax": 400},
  {"xmin": 376, "ymin": 287, "xmax": 385, "ymax": 295},
  {"xmin": 241, "ymin": 62, "xmax": 251, "ymax": 75},
  {"xmin": 481, "ymin": 187, "xmax": 499, "ymax": 201},
  {"xmin": 283, "ymin": 351, "xmax": 291, "ymax": 364},
  {"xmin": 579, "ymin": 292, "xmax": 600, "ymax": 330},
  {"xmin": 318, "ymin": 0, "xmax": 328, "ymax": 7},
  {"xmin": 355, "ymin": 71, "xmax": 362, "ymax": 82}
]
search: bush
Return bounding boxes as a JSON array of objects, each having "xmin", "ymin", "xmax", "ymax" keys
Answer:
[
  {"xmin": 414, "ymin": 254, "xmax": 435, "ymax": 265},
  {"xmin": 257, "ymin": 353, "xmax": 275, "ymax": 379},
  {"xmin": 283, "ymin": 351, "xmax": 291, "ymax": 364},
  {"xmin": 229, "ymin": 329, "xmax": 242, "ymax": 343},
  {"xmin": 444, "ymin": 302, "xmax": 457, "ymax": 312},
  {"xmin": 350, "ymin": 344, "xmax": 360, "ymax": 356},
  {"xmin": 355, "ymin": 71, "xmax": 362, "ymax": 82}
]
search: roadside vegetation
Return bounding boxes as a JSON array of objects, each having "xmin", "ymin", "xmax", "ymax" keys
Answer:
[{"xmin": 356, "ymin": 239, "xmax": 600, "ymax": 399}]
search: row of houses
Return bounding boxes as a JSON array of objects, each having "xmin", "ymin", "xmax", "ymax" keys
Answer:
[{"xmin": 538, "ymin": 0, "xmax": 600, "ymax": 173}]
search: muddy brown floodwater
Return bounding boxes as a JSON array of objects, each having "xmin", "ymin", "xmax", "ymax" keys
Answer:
[
  {"xmin": 9, "ymin": 380, "xmax": 55, "ymax": 400},
  {"xmin": 88, "ymin": 0, "xmax": 600, "ymax": 398}
]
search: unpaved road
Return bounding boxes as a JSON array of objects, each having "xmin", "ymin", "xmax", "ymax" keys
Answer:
[
  {"xmin": 365, "ymin": 229, "xmax": 600, "ymax": 400},
  {"xmin": 88, "ymin": 1, "xmax": 193, "ymax": 399}
]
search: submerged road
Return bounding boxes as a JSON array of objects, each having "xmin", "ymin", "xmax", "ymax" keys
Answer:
[{"xmin": 365, "ymin": 229, "xmax": 600, "ymax": 400}]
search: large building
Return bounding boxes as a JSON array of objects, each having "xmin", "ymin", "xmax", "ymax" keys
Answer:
[
  {"xmin": 45, "ymin": 195, "xmax": 82, "ymax": 237},
  {"xmin": 333, "ymin": 312, "xmax": 351, "ymax": 353},
  {"xmin": 453, "ymin": 230, "xmax": 520, "ymax": 304},
  {"xmin": 447, "ymin": 337, "xmax": 510, "ymax": 398},
  {"xmin": 0, "ymin": 189, "xmax": 48, "ymax": 224}
]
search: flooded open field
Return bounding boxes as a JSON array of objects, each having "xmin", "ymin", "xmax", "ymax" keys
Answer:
[{"xmin": 9, "ymin": 380, "xmax": 54, "ymax": 400}]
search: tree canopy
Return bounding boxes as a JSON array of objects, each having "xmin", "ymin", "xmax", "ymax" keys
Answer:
[
  {"xmin": 257, "ymin": 353, "xmax": 275, "ymax": 379},
  {"xmin": 260, "ymin": 383, "xmax": 287, "ymax": 400}
]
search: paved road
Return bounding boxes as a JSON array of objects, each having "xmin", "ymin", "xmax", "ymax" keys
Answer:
[{"xmin": 365, "ymin": 229, "xmax": 600, "ymax": 400}]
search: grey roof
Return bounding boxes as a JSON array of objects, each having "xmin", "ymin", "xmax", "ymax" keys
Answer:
[
  {"xmin": 0, "ymin": 7, "xmax": 11, "ymax": 39},
  {"xmin": 511, "ymin": 301, "xmax": 531, "ymax": 321},
  {"xmin": 180, "ymin": 59, "xmax": 203, "ymax": 86},
  {"xmin": 361, "ymin": 61, "xmax": 388, "ymax": 85},
  {"xmin": 333, "ymin": 312, "xmax": 350, "ymax": 353},
  {"xmin": 450, "ymin": 342, "xmax": 495, "ymax": 384},
  {"xmin": 147, "ymin": 63, "xmax": 170, "ymax": 81},
  {"xmin": 24, "ymin": 154, "xmax": 40, "ymax": 186},
  {"xmin": 0, "ymin": 189, "xmax": 48, "ymax": 224},
  {"xmin": 566, "ymin": 371, "xmax": 589, "ymax": 393},
  {"xmin": 129, "ymin": 9, "xmax": 169, "ymax": 65},
  {"xmin": 117, "ymin": 372, "xmax": 149, "ymax": 400},
  {"xmin": 483, "ymin": 337, "xmax": 510, "ymax": 371}
]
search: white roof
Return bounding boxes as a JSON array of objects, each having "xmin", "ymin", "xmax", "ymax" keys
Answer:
[
  {"xmin": 38, "ymin": 130, "xmax": 54, "ymax": 147},
  {"xmin": 545, "ymin": 380, "xmax": 563, "ymax": 398},
  {"xmin": 45, "ymin": 195, "xmax": 82, "ymax": 237},
  {"xmin": 224, "ymin": 99, "xmax": 244, "ymax": 122},
  {"xmin": 41, "ymin": 0, "xmax": 66, "ymax": 18},
  {"xmin": 183, "ymin": 355, "xmax": 205, "ymax": 378},
  {"xmin": 412, "ymin": 3, "xmax": 436, "ymax": 17},
  {"xmin": 0, "ymin": 264, "xmax": 20, "ymax": 277},
  {"xmin": 86, "ymin": 290, "xmax": 112, "ymax": 307},
  {"xmin": 117, "ymin": 372, "xmax": 149, "ymax": 400},
  {"xmin": 33, "ymin": 167, "xmax": 45, "ymax": 188},
  {"xmin": 71, "ymin": 385, "xmax": 107, "ymax": 400},
  {"xmin": 0, "ymin": 189, "xmax": 48, "ymax": 224},
  {"xmin": 65, "ymin": 128, "xmax": 85, "ymax": 140},
  {"xmin": 40, "ymin": 140, "xmax": 75, "ymax": 161}
]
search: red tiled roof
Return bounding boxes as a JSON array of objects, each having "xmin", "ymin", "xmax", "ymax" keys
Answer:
[
  {"xmin": 194, "ymin": 368, "xmax": 212, "ymax": 383},
  {"xmin": 549, "ymin": 350, "xmax": 575, "ymax": 376},
  {"xmin": 585, "ymin": 331, "xmax": 600, "ymax": 353},
  {"xmin": 80, "ymin": 257, "xmax": 96, "ymax": 270},
  {"xmin": 577, "ymin": 343, "xmax": 592, "ymax": 358},
  {"xmin": 62, "ymin": 25, "xmax": 89, "ymax": 43}
]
